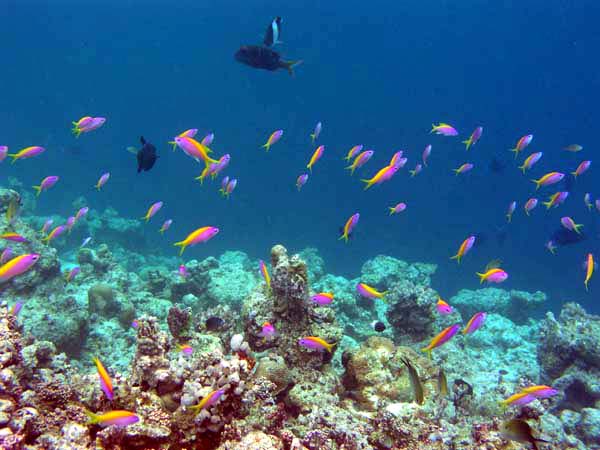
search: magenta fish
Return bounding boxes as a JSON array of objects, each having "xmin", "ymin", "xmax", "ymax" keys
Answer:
[
  {"xmin": 0, "ymin": 253, "xmax": 40, "ymax": 283},
  {"xmin": 66, "ymin": 266, "xmax": 80, "ymax": 283},
  {"xmin": 506, "ymin": 201, "xmax": 517, "ymax": 223},
  {"xmin": 66, "ymin": 216, "xmax": 76, "ymax": 233},
  {"xmin": 10, "ymin": 301, "xmax": 23, "ymax": 316},
  {"xmin": 33, "ymin": 176, "xmax": 59, "ymax": 196},
  {"xmin": 75, "ymin": 207, "xmax": 89, "ymax": 221},
  {"xmin": 311, "ymin": 292, "xmax": 334, "ymax": 306},
  {"xmin": 0, "ymin": 247, "xmax": 13, "ymax": 264},
  {"xmin": 258, "ymin": 322, "xmax": 276, "ymax": 340},
  {"xmin": 462, "ymin": 126, "xmax": 483, "ymax": 150},
  {"xmin": 201, "ymin": 133, "xmax": 215, "ymax": 147},
  {"xmin": 296, "ymin": 174, "xmax": 309, "ymax": 191},
  {"xmin": 422, "ymin": 145, "xmax": 432, "ymax": 166},
  {"xmin": 389, "ymin": 202, "xmax": 407, "ymax": 215},
  {"xmin": 462, "ymin": 312, "xmax": 487, "ymax": 335},
  {"xmin": 178, "ymin": 264, "xmax": 189, "ymax": 279},
  {"xmin": 431, "ymin": 123, "xmax": 458, "ymax": 136},
  {"xmin": 409, "ymin": 164, "xmax": 422, "ymax": 177},
  {"xmin": 41, "ymin": 219, "xmax": 53, "ymax": 234},
  {"xmin": 572, "ymin": 160, "xmax": 591, "ymax": 178},
  {"xmin": 524, "ymin": 198, "xmax": 538, "ymax": 216},
  {"xmin": 0, "ymin": 146, "xmax": 8, "ymax": 163}
]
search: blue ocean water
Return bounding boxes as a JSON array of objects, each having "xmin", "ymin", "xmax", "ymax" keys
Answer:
[{"xmin": 1, "ymin": 0, "xmax": 598, "ymax": 313}]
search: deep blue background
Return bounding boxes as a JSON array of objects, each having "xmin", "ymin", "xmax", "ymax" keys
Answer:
[{"xmin": 1, "ymin": 0, "xmax": 599, "ymax": 312}]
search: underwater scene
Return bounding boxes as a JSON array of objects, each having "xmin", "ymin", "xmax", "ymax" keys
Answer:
[{"xmin": 0, "ymin": 1, "xmax": 599, "ymax": 449}]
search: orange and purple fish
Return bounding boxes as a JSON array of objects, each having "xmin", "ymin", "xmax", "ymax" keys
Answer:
[
  {"xmin": 312, "ymin": 292, "xmax": 334, "ymax": 306},
  {"xmin": 518, "ymin": 152, "xmax": 543, "ymax": 173},
  {"xmin": 0, "ymin": 254, "xmax": 40, "ymax": 283},
  {"xmin": 95, "ymin": 172, "xmax": 110, "ymax": 190},
  {"xmin": 201, "ymin": 132, "xmax": 215, "ymax": 147},
  {"xmin": 141, "ymin": 201, "xmax": 163, "ymax": 222},
  {"xmin": 296, "ymin": 173, "xmax": 309, "ymax": 191},
  {"xmin": 509, "ymin": 134, "xmax": 533, "ymax": 158},
  {"xmin": 93, "ymin": 356, "xmax": 114, "ymax": 400},
  {"xmin": 0, "ymin": 247, "xmax": 13, "ymax": 265},
  {"xmin": 431, "ymin": 123, "xmax": 458, "ymax": 136},
  {"xmin": 344, "ymin": 145, "xmax": 363, "ymax": 162},
  {"xmin": 506, "ymin": 201, "xmax": 517, "ymax": 222},
  {"xmin": 450, "ymin": 235, "xmax": 475, "ymax": 263},
  {"xmin": 421, "ymin": 324, "xmax": 460, "ymax": 357},
  {"xmin": 524, "ymin": 198, "xmax": 538, "ymax": 215},
  {"xmin": 298, "ymin": 336, "xmax": 335, "ymax": 352},
  {"xmin": 159, "ymin": 219, "xmax": 173, "ymax": 234},
  {"xmin": 75, "ymin": 207, "xmax": 89, "ymax": 222},
  {"xmin": 572, "ymin": 160, "xmax": 591, "ymax": 178},
  {"xmin": 584, "ymin": 253, "xmax": 594, "ymax": 291},
  {"xmin": 66, "ymin": 266, "xmax": 80, "ymax": 283},
  {"xmin": 532, "ymin": 172, "xmax": 565, "ymax": 190},
  {"xmin": 409, "ymin": 164, "xmax": 422, "ymax": 177},
  {"xmin": 169, "ymin": 128, "xmax": 198, "ymax": 150},
  {"xmin": 389, "ymin": 202, "xmax": 407, "ymax": 215},
  {"xmin": 43, "ymin": 225, "xmax": 66, "ymax": 243},
  {"xmin": 476, "ymin": 267, "xmax": 508, "ymax": 284},
  {"xmin": 0, "ymin": 146, "xmax": 8, "ymax": 163},
  {"xmin": 223, "ymin": 179, "xmax": 237, "ymax": 198},
  {"xmin": 436, "ymin": 298, "xmax": 453, "ymax": 315},
  {"xmin": 190, "ymin": 389, "xmax": 225, "ymax": 414},
  {"xmin": 462, "ymin": 126, "xmax": 483, "ymax": 150},
  {"xmin": 462, "ymin": 312, "xmax": 487, "ymax": 335},
  {"xmin": 339, "ymin": 212, "xmax": 359, "ymax": 242},
  {"xmin": 259, "ymin": 260, "xmax": 271, "ymax": 290},
  {"xmin": 543, "ymin": 191, "xmax": 568, "ymax": 209},
  {"xmin": 9, "ymin": 146, "xmax": 45, "ymax": 163},
  {"xmin": 85, "ymin": 410, "xmax": 139, "ymax": 427},
  {"xmin": 174, "ymin": 226, "xmax": 219, "ymax": 255},
  {"xmin": 307, "ymin": 145, "xmax": 325, "ymax": 172},
  {"xmin": 258, "ymin": 322, "xmax": 276, "ymax": 340},
  {"xmin": 561, "ymin": 216, "xmax": 583, "ymax": 234},
  {"xmin": 176, "ymin": 344, "xmax": 194, "ymax": 356},
  {"xmin": 422, "ymin": 145, "xmax": 432, "ymax": 166},
  {"xmin": 356, "ymin": 282, "xmax": 387, "ymax": 300},
  {"xmin": 362, "ymin": 164, "xmax": 400, "ymax": 189},
  {"xmin": 33, "ymin": 176, "xmax": 59, "ymax": 196},
  {"xmin": 310, "ymin": 121, "xmax": 322, "ymax": 143},
  {"xmin": 453, "ymin": 163, "xmax": 473, "ymax": 175},
  {"xmin": 262, "ymin": 129, "xmax": 283, "ymax": 151},
  {"xmin": 521, "ymin": 385, "xmax": 558, "ymax": 399},
  {"xmin": 346, "ymin": 150, "xmax": 374, "ymax": 175},
  {"xmin": 1, "ymin": 232, "xmax": 28, "ymax": 243}
]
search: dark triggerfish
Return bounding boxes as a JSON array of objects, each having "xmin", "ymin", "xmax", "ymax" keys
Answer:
[
  {"xmin": 137, "ymin": 136, "xmax": 157, "ymax": 173},
  {"xmin": 235, "ymin": 45, "xmax": 301, "ymax": 75}
]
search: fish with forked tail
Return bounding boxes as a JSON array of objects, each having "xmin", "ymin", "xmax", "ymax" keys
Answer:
[{"xmin": 235, "ymin": 45, "xmax": 302, "ymax": 75}]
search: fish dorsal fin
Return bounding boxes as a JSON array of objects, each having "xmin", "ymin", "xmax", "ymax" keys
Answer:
[{"xmin": 140, "ymin": 136, "xmax": 146, "ymax": 145}]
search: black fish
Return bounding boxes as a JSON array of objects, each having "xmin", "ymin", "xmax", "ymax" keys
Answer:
[
  {"xmin": 550, "ymin": 227, "xmax": 586, "ymax": 247},
  {"xmin": 205, "ymin": 316, "xmax": 225, "ymax": 331},
  {"xmin": 263, "ymin": 17, "xmax": 282, "ymax": 47},
  {"xmin": 500, "ymin": 419, "xmax": 550, "ymax": 450},
  {"xmin": 372, "ymin": 321, "xmax": 386, "ymax": 332},
  {"xmin": 137, "ymin": 136, "xmax": 157, "ymax": 173},
  {"xmin": 235, "ymin": 45, "xmax": 301, "ymax": 75}
]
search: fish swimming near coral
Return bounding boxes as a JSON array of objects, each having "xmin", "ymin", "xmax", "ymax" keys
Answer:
[
  {"xmin": 205, "ymin": 316, "xmax": 225, "ymax": 331},
  {"xmin": 0, "ymin": 253, "xmax": 40, "ymax": 283},
  {"xmin": 85, "ymin": 410, "xmax": 139, "ymax": 427},
  {"xmin": 500, "ymin": 418, "xmax": 549, "ymax": 449},
  {"xmin": 92, "ymin": 357, "xmax": 114, "ymax": 400},
  {"xmin": 401, "ymin": 358, "xmax": 424, "ymax": 405},
  {"xmin": 235, "ymin": 45, "xmax": 302, "ymax": 75},
  {"xmin": 189, "ymin": 389, "xmax": 225, "ymax": 414},
  {"xmin": 437, "ymin": 368, "xmax": 448, "ymax": 397}
]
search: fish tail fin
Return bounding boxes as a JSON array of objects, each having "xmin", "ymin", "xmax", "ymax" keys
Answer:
[
  {"xmin": 525, "ymin": 209, "xmax": 530, "ymax": 216},
  {"xmin": 310, "ymin": 133, "xmax": 316, "ymax": 143},
  {"xmin": 574, "ymin": 223, "xmax": 584, "ymax": 234},
  {"xmin": 571, "ymin": 171, "xmax": 578, "ymax": 178},
  {"xmin": 338, "ymin": 233, "xmax": 348, "ymax": 243},
  {"xmin": 531, "ymin": 178, "xmax": 541, "ymax": 190},
  {"xmin": 84, "ymin": 410, "xmax": 100, "ymax": 425},
  {"xmin": 326, "ymin": 341, "xmax": 336, "ymax": 353},
  {"xmin": 542, "ymin": 199, "xmax": 552, "ymax": 209},
  {"xmin": 462, "ymin": 138, "xmax": 472, "ymax": 150},
  {"xmin": 420, "ymin": 347, "xmax": 432, "ymax": 359},
  {"xmin": 345, "ymin": 165, "xmax": 356, "ymax": 175},
  {"xmin": 509, "ymin": 147, "xmax": 518, "ymax": 158},
  {"xmin": 262, "ymin": 143, "xmax": 270, "ymax": 151},
  {"xmin": 587, "ymin": 203, "xmax": 593, "ymax": 211},
  {"xmin": 389, "ymin": 207, "xmax": 395, "ymax": 215},
  {"xmin": 282, "ymin": 59, "xmax": 303, "ymax": 76},
  {"xmin": 430, "ymin": 124, "xmax": 436, "ymax": 133},
  {"xmin": 168, "ymin": 140, "xmax": 177, "ymax": 151},
  {"xmin": 8, "ymin": 154, "xmax": 18, "ymax": 164},
  {"xmin": 409, "ymin": 170, "xmax": 416, "ymax": 177},
  {"xmin": 450, "ymin": 254, "xmax": 460, "ymax": 263},
  {"xmin": 32, "ymin": 185, "xmax": 41, "ymax": 196},
  {"xmin": 360, "ymin": 179, "xmax": 372, "ymax": 190},
  {"xmin": 518, "ymin": 164, "xmax": 526, "ymax": 173},
  {"xmin": 174, "ymin": 241, "xmax": 186, "ymax": 256},
  {"xmin": 71, "ymin": 126, "xmax": 82, "ymax": 138},
  {"xmin": 476, "ymin": 272, "xmax": 485, "ymax": 283},
  {"xmin": 453, "ymin": 168, "xmax": 460, "ymax": 175}
]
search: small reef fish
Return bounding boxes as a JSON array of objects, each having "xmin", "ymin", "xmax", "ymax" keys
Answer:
[
  {"xmin": 159, "ymin": 219, "xmax": 173, "ymax": 234},
  {"xmin": 312, "ymin": 292, "xmax": 334, "ymax": 306},
  {"xmin": 174, "ymin": 226, "xmax": 219, "ymax": 255},
  {"xmin": 518, "ymin": 152, "xmax": 543, "ymax": 173},
  {"xmin": 92, "ymin": 357, "xmax": 114, "ymax": 400},
  {"xmin": 430, "ymin": 123, "xmax": 458, "ymax": 136},
  {"xmin": 421, "ymin": 324, "xmax": 461, "ymax": 357},
  {"xmin": 437, "ymin": 368, "xmax": 448, "ymax": 396},
  {"xmin": 264, "ymin": 16, "xmax": 283, "ymax": 47},
  {"xmin": 307, "ymin": 145, "xmax": 325, "ymax": 172},
  {"xmin": 545, "ymin": 240, "xmax": 557, "ymax": 254},
  {"xmin": 223, "ymin": 179, "xmax": 238, "ymax": 198},
  {"xmin": 521, "ymin": 385, "xmax": 559, "ymax": 398},
  {"xmin": 66, "ymin": 266, "xmax": 80, "ymax": 283},
  {"xmin": 560, "ymin": 216, "xmax": 583, "ymax": 234},
  {"xmin": 72, "ymin": 116, "xmax": 99, "ymax": 137},
  {"xmin": 450, "ymin": 235, "xmax": 475, "ymax": 263},
  {"xmin": 9, "ymin": 146, "xmax": 45, "ymax": 163},
  {"xmin": 33, "ymin": 176, "xmax": 59, "ymax": 196},
  {"xmin": 258, "ymin": 322, "xmax": 276, "ymax": 340},
  {"xmin": 356, "ymin": 282, "xmax": 387, "ymax": 300},
  {"xmin": 372, "ymin": 321, "xmax": 386, "ymax": 332},
  {"xmin": 169, "ymin": 128, "xmax": 198, "ymax": 150},
  {"xmin": 131, "ymin": 320, "xmax": 139, "ymax": 329},
  {"xmin": 501, "ymin": 391, "xmax": 536, "ymax": 407},
  {"xmin": 190, "ymin": 389, "xmax": 225, "ymax": 414},
  {"xmin": 362, "ymin": 164, "xmax": 400, "ymax": 189},
  {"xmin": 584, "ymin": 193, "xmax": 593, "ymax": 210},
  {"xmin": 95, "ymin": 172, "xmax": 110, "ymax": 190},
  {"xmin": 298, "ymin": 336, "xmax": 335, "ymax": 353},
  {"xmin": 259, "ymin": 260, "xmax": 271, "ymax": 290},
  {"xmin": 75, "ymin": 207, "xmax": 89, "ymax": 221},
  {"xmin": 476, "ymin": 267, "xmax": 508, "ymax": 284},
  {"xmin": 0, "ymin": 146, "xmax": 8, "ymax": 163},
  {"xmin": 0, "ymin": 253, "xmax": 40, "ymax": 283},
  {"xmin": 176, "ymin": 344, "xmax": 193, "ymax": 356},
  {"xmin": 436, "ymin": 298, "xmax": 453, "ymax": 315},
  {"xmin": 201, "ymin": 133, "xmax": 215, "ymax": 147},
  {"xmin": 422, "ymin": 144, "xmax": 432, "ymax": 166},
  {"xmin": 10, "ymin": 301, "xmax": 23, "ymax": 316},
  {"xmin": 506, "ymin": 201, "xmax": 517, "ymax": 222},
  {"xmin": 453, "ymin": 163, "xmax": 474, "ymax": 175},
  {"xmin": 524, "ymin": 198, "xmax": 538, "ymax": 215},
  {"xmin": 563, "ymin": 144, "xmax": 583, "ymax": 152},
  {"xmin": 0, "ymin": 247, "xmax": 13, "ymax": 264},
  {"xmin": 389, "ymin": 151, "xmax": 403, "ymax": 167},
  {"xmin": 220, "ymin": 176, "xmax": 230, "ymax": 195},
  {"xmin": 42, "ymin": 225, "xmax": 67, "ymax": 243},
  {"xmin": 344, "ymin": 145, "xmax": 363, "ymax": 162},
  {"xmin": 235, "ymin": 45, "xmax": 302, "ymax": 75},
  {"xmin": 136, "ymin": 136, "xmax": 158, "ymax": 173},
  {"xmin": 409, "ymin": 164, "xmax": 422, "ymax": 177},
  {"xmin": 178, "ymin": 264, "xmax": 189, "ymax": 279},
  {"xmin": 41, "ymin": 219, "xmax": 53, "ymax": 234},
  {"xmin": 85, "ymin": 410, "xmax": 139, "ymax": 427},
  {"xmin": 141, "ymin": 201, "xmax": 163, "ymax": 222},
  {"xmin": 572, "ymin": 160, "xmax": 591, "ymax": 178},
  {"xmin": 339, "ymin": 212, "xmax": 359, "ymax": 243},
  {"xmin": 401, "ymin": 358, "xmax": 424, "ymax": 405},
  {"xmin": 389, "ymin": 202, "xmax": 407, "ymax": 215},
  {"xmin": 597, "ymin": 199, "xmax": 600, "ymax": 212},
  {"xmin": 500, "ymin": 418, "xmax": 549, "ymax": 449},
  {"xmin": 173, "ymin": 136, "xmax": 216, "ymax": 166},
  {"xmin": 531, "ymin": 172, "xmax": 565, "ymax": 190},
  {"xmin": 262, "ymin": 129, "xmax": 283, "ymax": 151},
  {"xmin": 1, "ymin": 232, "xmax": 28, "ymax": 243},
  {"xmin": 346, "ymin": 150, "xmax": 374, "ymax": 175},
  {"xmin": 509, "ymin": 134, "xmax": 533, "ymax": 158},
  {"xmin": 6, "ymin": 199, "xmax": 18, "ymax": 224},
  {"xmin": 462, "ymin": 312, "xmax": 487, "ymax": 335},
  {"xmin": 462, "ymin": 126, "xmax": 483, "ymax": 150},
  {"xmin": 209, "ymin": 154, "xmax": 230, "ymax": 179},
  {"xmin": 310, "ymin": 121, "xmax": 322, "ymax": 143},
  {"xmin": 205, "ymin": 316, "xmax": 224, "ymax": 331},
  {"xmin": 66, "ymin": 216, "xmax": 76, "ymax": 233},
  {"xmin": 296, "ymin": 173, "xmax": 308, "ymax": 191},
  {"xmin": 543, "ymin": 191, "xmax": 568, "ymax": 209},
  {"xmin": 584, "ymin": 253, "xmax": 594, "ymax": 291},
  {"xmin": 81, "ymin": 236, "xmax": 92, "ymax": 248}
]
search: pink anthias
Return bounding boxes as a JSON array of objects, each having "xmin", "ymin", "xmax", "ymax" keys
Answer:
[
  {"xmin": 0, "ymin": 146, "xmax": 8, "ymax": 163},
  {"xmin": 0, "ymin": 254, "xmax": 40, "ymax": 283},
  {"xmin": 296, "ymin": 174, "xmax": 309, "ymax": 191},
  {"xmin": 259, "ymin": 322, "xmax": 276, "ymax": 340},
  {"xmin": 389, "ymin": 202, "xmax": 407, "ymax": 215},
  {"xmin": 422, "ymin": 145, "xmax": 432, "ymax": 166}
]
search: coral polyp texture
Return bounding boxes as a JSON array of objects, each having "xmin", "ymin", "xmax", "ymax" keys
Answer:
[{"xmin": 0, "ymin": 229, "xmax": 598, "ymax": 449}]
